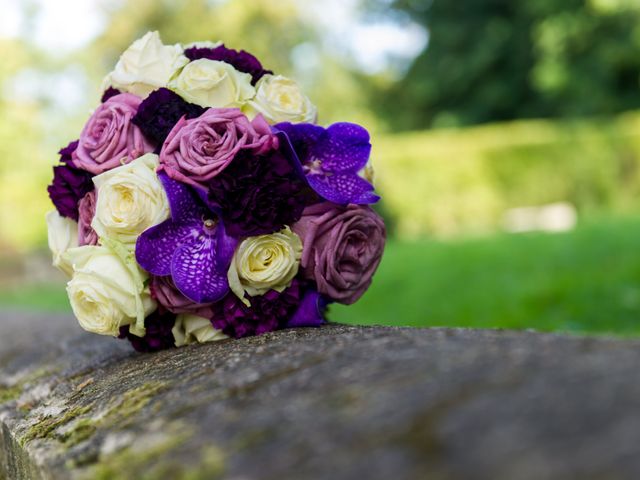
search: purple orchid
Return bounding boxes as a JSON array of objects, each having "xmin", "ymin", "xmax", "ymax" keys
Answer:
[
  {"xmin": 135, "ymin": 173, "xmax": 237, "ymax": 304},
  {"xmin": 286, "ymin": 290, "xmax": 328, "ymax": 329},
  {"xmin": 275, "ymin": 122, "xmax": 379, "ymax": 205}
]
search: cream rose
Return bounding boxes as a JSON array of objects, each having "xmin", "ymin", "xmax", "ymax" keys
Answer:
[
  {"xmin": 102, "ymin": 31, "xmax": 189, "ymax": 98},
  {"xmin": 244, "ymin": 74, "xmax": 317, "ymax": 124},
  {"xmin": 170, "ymin": 59, "xmax": 255, "ymax": 108},
  {"xmin": 184, "ymin": 40, "xmax": 223, "ymax": 50},
  {"xmin": 227, "ymin": 227, "xmax": 302, "ymax": 306},
  {"xmin": 91, "ymin": 153, "xmax": 169, "ymax": 248},
  {"xmin": 172, "ymin": 314, "xmax": 227, "ymax": 347},
  {"xmin": 46, "ymin": 210, "xmax": 79, "ymax": 277},
  {"xmin": 64, "ymin": 241, "xmax": 155, "ymax": 337}
]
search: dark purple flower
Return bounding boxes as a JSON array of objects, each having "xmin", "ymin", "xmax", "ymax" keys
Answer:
[
  {"xmin": 101, "ymin": 87, "xmax": 121, "ymax": 103},
  {"xmin": 184, "ymin": 44, "xmax": 272, "ymax": 85},
  {"xmin": 47, "ymin": 141, "xmax": 95, "ymax": 221},
  {"xmin": 211, "ymin": 280, "xmax": 324, "ymax": 339},
  {"xmin": 206, "ymin": 148, "xmax": 316, "ymax": 237},
  {"xmin": 118, "ymin": 310, "xmax": 176, "ymax": 353},
  {"xmin": 136, "ymin": 173, "xmax": 237, "ymax": 304},
  {"xmin": 276, "ymin": 122, "xmax": 380, "ymax": 205},
  {"xmin": 132, "ymin": 88, "xmax": 206, "ymax": 150}
]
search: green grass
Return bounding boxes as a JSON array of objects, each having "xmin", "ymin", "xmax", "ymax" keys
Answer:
[
  {"xmin": 331, "ymin": 216, "xmax": 640, "ymax": 336},
  {"xmin": 3, "ymin": 217, "xmax": 640, "ymax": 336},
  {"xmin": 0, "ymin": 282, "xmax": 70, "ymax": 312}
]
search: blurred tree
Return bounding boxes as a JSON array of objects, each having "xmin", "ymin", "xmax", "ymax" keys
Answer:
[{"xmin": 373, "ymin": 0, "xmax": 640, "ymax": 130}]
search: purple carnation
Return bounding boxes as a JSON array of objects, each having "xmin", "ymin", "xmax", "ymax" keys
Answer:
[
  {"xmin": 211, "ymin": 280, "xmax": 304, "ymax": 338},
  {"xmin": 101, "ymin": 87, "xmax": 121, "ymax": 103},
  {"xmin": 47, "ymin": 141, "xmax": 95, "ymax": 221},
  {"xmin": 118, "ymin": 310, "xmax": 177, "ymax": 353},
  {"xmin": 206, "ymin": 148, "xmax": 316, "ymax": 237},
  {"xmin": 132, "ymin": 88, "xmax": 206, "ymax": 150},
  {"xmin": 184, "ymin": 44, "xmax": 272, "ymax": 85}
]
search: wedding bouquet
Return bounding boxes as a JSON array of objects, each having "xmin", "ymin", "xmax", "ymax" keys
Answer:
[{"xmin": 46, "ymin": 32, "xmax": 386, "ymax": 352}]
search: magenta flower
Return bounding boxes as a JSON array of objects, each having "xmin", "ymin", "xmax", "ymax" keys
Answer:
[
  {"xmin": 150, "ymin": 275, "xmax": 215, "ymax": 319},
  {"xmin": 77, "ymin": 191, "xmax": 98, "ymax": 246},
  {"xmin": 73, "ymin": 93, "xmax": 153, "ymax": 174},
  {"xmin": 276, "ymin": 122, "xmax": 379, "ymax": 205},
  {"xmin": 135, "ymin": 173, "xmax": 237, "ymax": 304},
  {"xmin": 292, "ymin": 202, "xmax": 386, "ymax": 305},
  {"xmin": 159, "ymin": 108, "xmax": 276, "ymax": 189}
]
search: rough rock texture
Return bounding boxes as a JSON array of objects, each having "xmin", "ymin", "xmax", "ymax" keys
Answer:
[{"xmin": 2, "ymin": 311, "xmax": 640, "ymax": 480}]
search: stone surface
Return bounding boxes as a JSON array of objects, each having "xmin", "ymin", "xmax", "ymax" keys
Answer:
[{"xmin": 2, "ymin": 310, "xmax": 640, "ymax": 479}]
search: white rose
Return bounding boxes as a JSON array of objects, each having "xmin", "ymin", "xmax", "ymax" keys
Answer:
[
  {"xmin": 172, "ymin": 314, "xmax": 227, "ymax": 347},
  {"xmin": 92, "ymin": 153, "xmax": 169, "ymax": 248},
  {"xmin": 46, "ymin": 210, "xmax": 79, "ymax": 277},
  {"xmin": 170, "ymin": 59, "xmax": 255, "ymax": 108},
  {"xmin": 65, "ymin": 241, "xmax": 155, "ymax": 337},
  {"xmin": 227, "ymin": 227, "xmax": 302, "ymax": 306},
  {"xmin": 102, "ymin": 31, "xmax": 189, "ymax": 98},
  {"xmin": 244, "ymin": 74, "xmax": 317, "ymax": 124},
  {"xmin": 183, "ymin": 40, "xmax": 222, "ymax": 50}
]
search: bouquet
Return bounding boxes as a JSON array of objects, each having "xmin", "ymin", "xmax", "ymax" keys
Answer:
[{"xmin": 46, "ymin": 32, "xmax": 385, "ymax": 352}]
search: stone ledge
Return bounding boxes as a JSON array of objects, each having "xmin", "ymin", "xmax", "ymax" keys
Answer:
[{"xmin": 2, "ymin": 310, "xmax": 640, "ymax": 479}]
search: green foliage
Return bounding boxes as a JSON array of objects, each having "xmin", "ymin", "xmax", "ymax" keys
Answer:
[
  {"xmin": 377, "ymin": 0, "xmax": 640, "ymax": 129},
  {"xmin": 373, "ymin": 111, "xmax": 640, "ymax": 238},
  {"xmin": 331, "ymin": 216, "xmax": 640, "ymax": 336}
]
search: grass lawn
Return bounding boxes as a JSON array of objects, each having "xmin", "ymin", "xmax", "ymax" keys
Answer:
[
  {"xmin": 2, "ymin": 216, "xmax": 640, "ymax": 336},
  {"xmin": 332, "ymin": 216, "xmax": 640, "ymax": 336}
]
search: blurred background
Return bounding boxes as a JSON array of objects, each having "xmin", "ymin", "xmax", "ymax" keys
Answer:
[{"xmin": 2, "ymin": 0, "xmax": 640, "ymax": 335}]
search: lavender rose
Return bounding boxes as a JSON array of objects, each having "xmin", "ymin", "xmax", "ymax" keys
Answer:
[
  {"xmin": 150, "ymin": 275, "xmax": 215, "ymax": 320},
  {"xmin": 292, "ymin": 203, "xmax": 385, "ymax": 305},
  {"xmin": 158, "ymin": 108, "xmax": 276, "ymax": 188},
  {"xmin": 77, "ymin": 191, "xmax": 98, "ymax": 246},
  {"xmin": 72, "ymin": 93, "xmax": 153, "ymax": 174}
]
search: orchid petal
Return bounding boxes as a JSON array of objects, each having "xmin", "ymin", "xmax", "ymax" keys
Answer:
[
  {"xmin": 319, "ymin": 123, "xmax": 371, "ymax": 173},
  {"xmin": 159, "ymin": 172, "xmax": 205, "ymax": 222},
  {"xmin": 214, "ymin": 221, "xmax": 238, "ymax": 271},
  {"xmin": 286, "ymin": 290, "xmax": 326, "ymax": 328},
  {"xmin": 274, "ymin": 122, "xmax": 324, "ymax": 162},
  {"xmin": 136, "ymin": 220, "xmax": 198, "ymax": 275},
  {"xmin": 171, "ymin": 235, "xmax": 230, "ymax": 303},
  {"xmin": 273, "ymin": 131, "xmax": 306, "ymax": 178},
  {"xmin": 307, "ymin": 173, "xmax": 379, "ymax": 205}
]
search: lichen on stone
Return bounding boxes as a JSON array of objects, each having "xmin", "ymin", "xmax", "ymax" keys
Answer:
[{"xmin": 20, "ymin": 405, "xmax": 92, "ymax": 446}]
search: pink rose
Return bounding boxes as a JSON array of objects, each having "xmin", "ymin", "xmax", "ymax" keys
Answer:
[
  {"xmin": 77, "ymin": 191, "xmax": 98, "ymax": 246},
  {"xmin": 72, "ymin": 93, "xmax": 153, "ymax": 174},
  {"xmin": 150, "ymin": 275, "xmax": 215, "ymax": 319},
  {"xmin": 158, "ymin": 108, "xmax": 276, "ymax": 188},
  {"xmin": 292, "ymin": 203, "xmax": 386, "ymax": 305}
]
